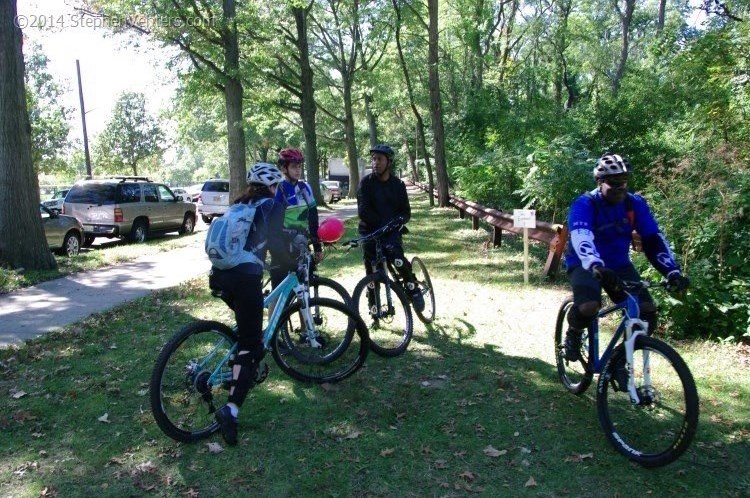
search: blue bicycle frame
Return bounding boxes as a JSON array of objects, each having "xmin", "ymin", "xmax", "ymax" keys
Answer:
[{"xmin": 589, "ymin": 287, "xmax": 652, "ymax": 404}]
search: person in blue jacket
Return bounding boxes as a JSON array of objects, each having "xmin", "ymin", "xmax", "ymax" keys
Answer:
[{"xmin": 564, "ymin": 153, "xmax": 690, "ymax": 361}]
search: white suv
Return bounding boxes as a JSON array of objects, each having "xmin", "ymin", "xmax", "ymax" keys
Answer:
[{"xmin": 197, "ymin": 179, "xmax": 230, "ymax": 224}]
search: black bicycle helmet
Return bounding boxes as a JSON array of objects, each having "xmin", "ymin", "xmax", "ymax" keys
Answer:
[
  {"xmin": 593, "ymin": 153, "xmax": 632, "ymax": 179},
  {"xmin": 369, "ymin": 144, "xmax": 395, "ymax": 160}
]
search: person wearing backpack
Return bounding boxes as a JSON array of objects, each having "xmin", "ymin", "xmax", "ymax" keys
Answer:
[
  {"xmin": 207, "ymin": 162, "xmax": 289, "ymax": 446},
  {"xmin": 563, "ymin": 153, "xmax": 690, "ymax": 361},
  {"xmin": 270, "ymin": 148, "xmax": 323, "ymax": 290}
]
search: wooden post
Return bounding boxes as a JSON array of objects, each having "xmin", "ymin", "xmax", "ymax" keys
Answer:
[
  {"xmin": 472, "ymin": 215, "xmax": 479, "ymax": 230},
  {"xmin": 493, "ymin": 226, "xmax": 502, "ymax": 247},
  {"xmin": 523, "ymin": 227, "xmax": 529, "ymax": 284}
]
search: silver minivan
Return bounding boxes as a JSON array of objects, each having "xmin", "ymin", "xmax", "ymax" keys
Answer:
[{"xmin": 63, "ymin": 176, "xmax": 197, "ymax": 245}]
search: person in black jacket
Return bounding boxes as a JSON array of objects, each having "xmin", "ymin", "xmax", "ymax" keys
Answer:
[
  {"xmin": 208, "ymin": 163, "xmax": 291, "ymax": 446},
  {"xmin": 357, "ymin": 144, "xmax": 424, "ymax": 311}
]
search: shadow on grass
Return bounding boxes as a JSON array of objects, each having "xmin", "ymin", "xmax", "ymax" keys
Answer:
[{"xmin": 1, "ymin": 281, "xmax": 747, "ymax": 497}]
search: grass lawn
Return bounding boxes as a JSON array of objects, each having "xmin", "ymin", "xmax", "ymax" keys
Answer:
[{"xmin": 1, "ymin": 193, "xmax": 748, "ymax": 497}]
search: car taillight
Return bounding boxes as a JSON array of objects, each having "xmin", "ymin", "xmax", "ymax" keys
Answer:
[{"xmin": 114, "ymin": 207, "xmax": 123, "ymax": 222}]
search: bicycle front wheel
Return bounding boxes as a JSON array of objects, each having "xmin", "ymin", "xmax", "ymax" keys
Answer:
[
  {"xmin": 411, "ymin": 256, "xmax": 436, "ymax": 324},
  {"xmin": 597, "ymin": 336, "xmax": 699, "ymax": 467},
  {"xmin": 150, "ymin": 321, "xmax": 236, "ymax": 443},
  {"xmin": 310, "ymin": 275, "xmax": 352, "ymax": 305},
  {"xmin": 271, "ymin": 298, "xmax": 369, "ymax": 383},
  {"xmin": 554, "ymin": 298, "xmax": 593, "ymax": 395},
  {"xmin": 352, "ymin": 272, "xmax": 414, "ymax": 357}
]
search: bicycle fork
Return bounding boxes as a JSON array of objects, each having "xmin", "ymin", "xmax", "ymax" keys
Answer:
[
  {"xmin": 294, "ymin": 284, "xmax": 323, "ymax": 349},
  {"xmin": 623, "ymin": 318, "xmax": 650, "ymax": 405}
]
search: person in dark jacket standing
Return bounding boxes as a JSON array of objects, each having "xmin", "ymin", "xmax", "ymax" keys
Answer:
[{"xmin": 357, "ymin": 144, "xmax": 424, "ymax": 311}]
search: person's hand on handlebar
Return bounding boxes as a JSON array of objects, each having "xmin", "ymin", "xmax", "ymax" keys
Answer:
[
  {"xmin": 667, "ymin": 272, "xmax": 690, "ymax": 293},
  {"xmin": 591, "ymin": 265, "xmax": 623, "ymax": 293}
]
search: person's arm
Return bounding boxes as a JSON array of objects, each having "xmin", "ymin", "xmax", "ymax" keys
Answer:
[
  {"xmin": 632, "ymin": 195, "xmax": 681, "ymax": 278},
  {"xmin": 397, "ymin": 180, "xmax": 411, "ymax": 224},
  {"xmin": 568, "ymin": 194, "xmax": 604, "ymax": 270}
]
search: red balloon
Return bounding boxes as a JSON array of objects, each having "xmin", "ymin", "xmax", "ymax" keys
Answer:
[{"xmin": 318, "ymin": 217, "xmax": 345, "ymax": 243}]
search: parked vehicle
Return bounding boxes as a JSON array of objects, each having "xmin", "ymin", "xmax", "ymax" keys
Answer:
[
  {"xmin": 40, "ymin": 203, "xmax": 83, "ymax": 256},
  {"xmin": 196, "ymin": 179, "xmax": 230, "ymax": 224},
  {"xmin": 186, "ymin": 183, "xmax": 204, "ymax": 202},
  {"xmin": 320, "ymin": 183, "xmax": 334, "ymax": 204},
  {"xmin": 171, "ymin": 188, "xmax": 191, "ymax": 202},
  {"xmin": 321, "ymin": 180, "xmax": 342, "ymax": 203},
  {"xmin": 63, "ymin": 176, "xmax": 197, "ymax": 246},
  {"xmin": 41, "ymin": 188, "xmax": 70, "ymax": 213}
]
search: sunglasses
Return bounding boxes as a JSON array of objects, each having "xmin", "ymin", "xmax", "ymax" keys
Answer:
[{"xmin": 603, "ymin": 177, "xmax": 628, "ymax": 188}]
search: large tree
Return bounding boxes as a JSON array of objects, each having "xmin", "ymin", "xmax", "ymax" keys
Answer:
[
  {"xmin": 0, "ymin": 0, "xmax": 56, "ymax": 270},
  {"xmin": 94, "ymin": 91, "xmax": 163, "ymax": 176}
]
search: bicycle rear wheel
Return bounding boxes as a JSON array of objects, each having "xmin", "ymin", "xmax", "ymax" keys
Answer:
[
  {"xmin": 411, "ymin": 256, "xmax": 435, "ymax": 324},
  {"xmin": 352, "ymin": 272, "xmax": 414, "ymax": 357},
  {"xmin": 554, "ymin": 298, "xmax": 593, "ymax": 395},
  {"xmin": 597, "ymin": 336, "xmax": 699, "ymax": 467},
  {"xmin": 271, "ymin": 298, "xmax": 369, "ymax": 383},
  {"xmin": 310, "ymin": 275, "xmax": 352, "ymax": 305},
  {"xmin": 150, "ymin": 321, "xmax": 236, "ymax": 443}
]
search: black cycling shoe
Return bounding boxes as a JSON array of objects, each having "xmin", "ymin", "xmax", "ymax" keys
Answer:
[
  {"xmin": 411, "ymin": 289, "xmax": 425, "ymax": 313},
  {"xmin": 214, "ymin": 404, "xmax": 238, "ymax": 446},
  {"xmin": 564, "ymin": 328, "xmax": 583, "ymax": 362}
]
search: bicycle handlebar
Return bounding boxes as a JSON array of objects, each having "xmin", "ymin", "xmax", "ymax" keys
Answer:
[{"xmin": 341, "ymin": 217, "xmax": 405, "ymax": 248}]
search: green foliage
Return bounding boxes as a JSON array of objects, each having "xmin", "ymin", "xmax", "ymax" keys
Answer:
[
  {"xmin": 94, "ymin": 91, "xmax": 164, "ymax": 176},
  {"xmin": 24, "ymin": 44, "xmax": 72, "ymax": 175}
]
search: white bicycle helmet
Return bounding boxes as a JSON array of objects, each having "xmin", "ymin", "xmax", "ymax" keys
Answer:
[
  {"xmin": 593, "ymin": 153, "xmax": 632, "ymax": 179},
  {"xmin": 247, "ymin": 162, "xmax": 284, "ymax": 186}
]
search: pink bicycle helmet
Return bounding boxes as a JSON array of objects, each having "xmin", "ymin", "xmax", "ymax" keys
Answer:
[
  {"xmin": 318, "ymin": 217, "xmax": 345, "ymax": 243},
  {"xmin": 278, "ymin": 148, "xmax": 304, "ymax": 164}
]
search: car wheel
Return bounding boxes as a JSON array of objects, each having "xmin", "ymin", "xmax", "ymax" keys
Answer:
[
  {"xmin": 201, "ymin": 215, "xmax": 212, "ymax": 224},
  {"xmin": 179, "ymin": 214, "xmax": 195, "ymax": 235},
  {"xmin": 129, "ymin": 219, "xmax": 149, "ymax": 243},
  {"xmin": 57, "ymin": 231, "xmax": 81, "ymax": 257},
  {"xmin": 82, "ymin": 234, "xmax": 95, "ymax": 247}
]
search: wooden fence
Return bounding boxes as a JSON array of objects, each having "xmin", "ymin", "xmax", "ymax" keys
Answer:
[{"xmin": 411, "ymin": 183, "xmax": 568, "ymax": 278}]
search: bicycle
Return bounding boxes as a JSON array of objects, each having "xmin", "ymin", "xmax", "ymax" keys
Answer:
[
  {"xmin": 150, "ymin": 239, "xmax": 369, "ymax": 443},
  {"xmin": 554, "ymin": 280, "xmax": 699, "ymax": 467},
  {"xmin": 345, "ymin": 218, "xmax": 436, "ymax": 357}
]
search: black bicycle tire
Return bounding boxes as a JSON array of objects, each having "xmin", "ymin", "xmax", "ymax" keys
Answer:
[
  {"xmin": 270, "ymin": 298, "xmax": 369, "ymax": 383},
  {"xmin": 596, "ymin": 336, "xmax": 699, "ymax": 467},
  {"xmin": 410, "ymin": 256, "xmax": 436, "ymax": 324},
  {"xmin": 352, "ymin": 272, "xmax": 414, "ymax": 357},
  {"xmin": 554, "ymin": 298, "xmax": 593, "ymax": 395},
  {"xmin": 311, "ymin": 275, "xmax": 352, "ymax": 305},
  {"xmin": 150, "ymin": 321, "xmax": 237, "ymax": 443}
]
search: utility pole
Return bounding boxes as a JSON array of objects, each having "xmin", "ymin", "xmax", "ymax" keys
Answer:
[{"xmin": 76, "ymin": 59, "xmax": 92, "ymax": 178}]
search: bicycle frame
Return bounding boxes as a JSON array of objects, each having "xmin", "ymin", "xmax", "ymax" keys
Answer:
[{"xmin": 590, "ymin": 290, "xmax": 651, "ymax": 405}]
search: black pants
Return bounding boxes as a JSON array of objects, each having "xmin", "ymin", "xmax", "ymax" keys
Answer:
[
  {"xmin": 362, "ymin": 232, "xmax": 415, "ymax": 282},
  {"xmin": 209, "ymin": 269, "xmax": 265, "ymax": 361}
]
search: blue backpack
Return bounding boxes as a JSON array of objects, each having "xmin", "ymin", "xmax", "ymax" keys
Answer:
[{"xmin": 205, "ymin": 199, "xmax": 270, "ymax": 270}]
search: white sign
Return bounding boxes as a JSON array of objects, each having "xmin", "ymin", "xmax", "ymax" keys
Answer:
[{"xmin": 513, "ymin": 209, "xmax": 537, "ymax": 229}]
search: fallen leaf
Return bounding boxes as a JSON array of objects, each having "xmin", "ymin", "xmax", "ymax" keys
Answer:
[
  {"xmin": 483, "ymin": 445, "xmax": 507, "ymax": 457},
  {"xmin": 207, "ymin": 442, "xmax": 223, "ymax": 454},
  {"xmin": 380, "ymin": 448, "xmax": 395, "ymax": 457},
  {"xmin": 343, "ymin": 430, "xmax": 362, "ymax": 440},
  {"xmin": 433, "ymin": 459, "xmax": 448, "ymax": 469},
  {"xmin": 11, "ymin": 390, "xmax": 27, "ymax": 399},
  {"xmin": 459, "ymin": 471, "xmax": 476, "ymax": 481},
  {"xmin": 525, "ymin": 476, "xmax": 537, "ymax": 487},
  {"xmin": 137, "ymin": 389, "xmax": 149, "ymax": 396},
  {"xmin": 98, "ymin": 413, "xmax": 110, "ymax": 423}
]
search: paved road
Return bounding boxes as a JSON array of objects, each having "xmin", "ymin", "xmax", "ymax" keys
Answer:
[{"xmin": 0, "ymin": 203, "xmax": 359, "ymax": 348}]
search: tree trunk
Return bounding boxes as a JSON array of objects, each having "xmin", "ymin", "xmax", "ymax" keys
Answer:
[
  {"xmin": 294, "ymin": 6, "xmax": 321, "ymax": 202},
  {"xmin": 404, "ymin": 139, "xmax": 418, "ymax": 183},
  {"xmin": 0, "ymin": 0, "xmax": 56, "ymax": 270},
  {"xmin": 364, "ymin": 93, "xmax": 378, "ymax": 148},
  {"xmin": 657, "ymin": 0, "xmax": 666, "ymax": 32},
  {"xmin": 343, "ymin": 78, "xmax": 359, "ymax": 198},
  {"xmin": 427, "ymin": 0, "xmax": 450, "ymax": 207},
  {"xmin": 612, "ymin": 0, "xmax": 635, "ymax": 94},
  {"xmin": 392, "ymin": 0, "xmax": 434, "ymax": 206}
]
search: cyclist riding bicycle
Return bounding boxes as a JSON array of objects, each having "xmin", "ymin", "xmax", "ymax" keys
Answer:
[
  {"xmin": 564, "ymin": 153, "xmax": 689, "ymax": 361},
  {"xmin": 271, "ymin": 147, "xmax": 323, "ymax": 289},
  {"xmin": 208, "ymin": 162, "xmax": 290, "ymax": 445},
  {"xmin": 357, "ymin": 143, "xmax": 424, "ymax": 312}
]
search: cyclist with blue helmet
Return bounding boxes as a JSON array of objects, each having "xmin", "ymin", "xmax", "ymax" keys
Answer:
[
  {"xmin": 357, "ymin": 144, "xmax": 425, "ymax": 312},
  {"xmin": 564, "ymin": 153, "xmax": 690, "ymax": 361}
]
